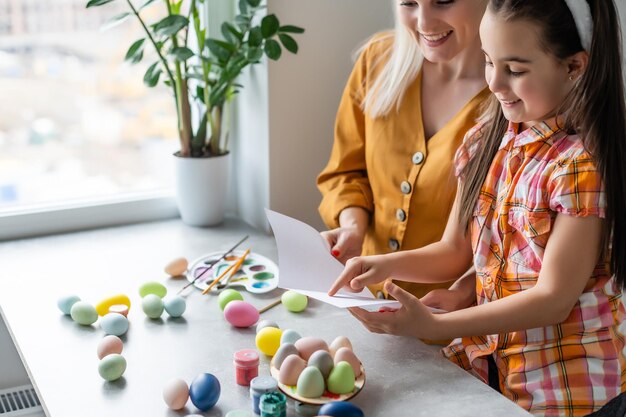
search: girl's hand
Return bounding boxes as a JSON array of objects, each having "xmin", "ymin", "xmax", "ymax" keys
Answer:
[
  {"xmin": 420, "ymin": 269, "xmax": 476, "ymax": 312},
  {"xmin": 348, "ymin": 282, "xmax": 439, "ymax": 339},
  {"xmin": 327, "ymin": 254, "xmax": 392, "ymax": 296},
  {"xmin": 320, "ymin": 225, "xmax": 365, "ymax": 265}
]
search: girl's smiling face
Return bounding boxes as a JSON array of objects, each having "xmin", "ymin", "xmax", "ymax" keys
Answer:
[
  {"xmin": 479, "ymin": 8, "xmax": 576, "ymax": 129},
  {"xmin": 398, "ymin": 0, "xmax": 485, "ymax": 63}
]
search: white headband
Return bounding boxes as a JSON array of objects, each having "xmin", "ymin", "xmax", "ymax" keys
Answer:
[{"xmin": 563, "ymin": 0, "xmax": 593, "ymax": 51}]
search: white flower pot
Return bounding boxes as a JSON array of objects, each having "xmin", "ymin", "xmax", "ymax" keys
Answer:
[{"xmin": 174, "ymin": 152, "xmax": 230, "ymax": 226}]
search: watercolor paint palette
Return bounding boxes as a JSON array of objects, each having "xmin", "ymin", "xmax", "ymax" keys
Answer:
[
  {"xmin": 269, "ymin": 362, "xmax": 365, "ymax": 405},
  {"xmin": 187, "ymin": 250, "xmax": 279, "ymax": 294}
]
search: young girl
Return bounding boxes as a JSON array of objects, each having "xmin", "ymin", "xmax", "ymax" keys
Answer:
[{"xmin": 328, "ymin": 0, "xmax": 626, "ymax": 415}]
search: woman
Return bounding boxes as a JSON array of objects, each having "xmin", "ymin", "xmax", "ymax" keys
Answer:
[{"xmin": 317, "ymin": 0, "xmax": 489, "ymax": 302}]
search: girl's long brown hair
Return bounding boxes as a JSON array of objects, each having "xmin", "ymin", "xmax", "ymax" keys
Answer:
[{"xmin": 458, "ymin": 0, "xmax": 626, "ymax": 288}]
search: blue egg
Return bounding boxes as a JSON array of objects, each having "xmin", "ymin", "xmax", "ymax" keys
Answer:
[
  {"xmin": 163, "ymin": 295, "xmax": 186, "ymax": 318},
  {"xmin": 318, "ymin": 401, "xmax": 364, "ymax": 417},
  {"xmin": 280, "ymin": 329, "xmax": 302, "ymax": 345},
  {"xmin": 100, "ymin": 313, "xmax": 129, "ymax": 336},
  {"xmin": 57, "ymin": 295, "xmax": 81, "ymax": 315},
  {"xmin": 189, "ymin": 373, "xmax": 220, "ymax": 411}
]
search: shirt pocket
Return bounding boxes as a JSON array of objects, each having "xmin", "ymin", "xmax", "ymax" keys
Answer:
[{"xmin": 507, "ymin": 208, "xmax": 552, "ymax": 271}]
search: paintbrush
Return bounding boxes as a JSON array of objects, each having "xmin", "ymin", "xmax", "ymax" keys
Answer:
[
  {"xmin": 177, "ymin": 235, "xmax": 249, "ymax": 294},
  {"xmin": 202, "ymin": 249, "xmax": 250, "ymax": 295}
]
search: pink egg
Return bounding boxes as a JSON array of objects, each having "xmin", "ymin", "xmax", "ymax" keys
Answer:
[
  {"xmin": 163, "ymin": 378, "xmax": 189, "ymax": 410},
  {"xmin": 278, "ymin": 354, "xmax": 307, "ymax": 386},
  {"xmin": 97, "ymin": 335, "xmax": 123, "ymax": 359},
  {"xmin": 223, "ymin": 300, "xmax": 259, "ymax": 328},
  {"xmin": 294, "ymin": 337, "xmax": 329, "ymax": 361},
  {"xmin": 334, "ymin": 347, "xmax": 362, "ymax": 377}
]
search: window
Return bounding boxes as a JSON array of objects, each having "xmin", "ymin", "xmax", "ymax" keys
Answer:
[{"xmin": 0, "ymin": 0, "xmax": 179, "ymax": 214}]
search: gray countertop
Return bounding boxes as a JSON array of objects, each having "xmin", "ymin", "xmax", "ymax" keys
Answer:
[{"xmin": 0, "ymin": 218, "xmax": 530, "ymax": 416}]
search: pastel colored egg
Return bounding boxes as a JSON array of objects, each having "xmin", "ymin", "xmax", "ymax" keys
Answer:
[
  {"xmin": 57, "ymin": 295, "xmax": 81, "ymax": 315},
  {"xmin": 219, "ymin": 289, "xmax": 244, "ymax": 311},
  {"xmin": 308, "ymin": 350, "xmax": 334, "ymax": 379},
  {"xmin": 273, "ymin": 343, "xmax": 299, "ymax": 370},
  {"xmin": 255, "ymin": 327, "xmax": 283, "ymax": 356},
  {"xmin": 281, "ymin": 291, "xmax": 308, "ymax": 313},
  {"xmin": 163, "ymin": 295, "xmax": 186, "ymax": 318},
  {"xmin": 278, "ymin": 354, "xmax": 307, "ymax": 386},
  {"xmin": 256, "ymin": 320, "xmax": 279, "ymax": 334},
  {"xmin": 296, "ymin": 366, "xmax": 325, "ymax": 398},
  {"xmin": 189, "ymin": 373, "xmax": 221, "ymax": 411},
  {"xmin": 100, "ymin": 313, "xmax": 129, "ymax": 336},
  {"xmin": 224, "ymin": 300, "xmax": 259, "ymax": 328},
  {"xmin": 70, "ymin": 301, "xmax": 98, "ymax": 326},
  {"xmin": 163, "ymin": 378, "xmax": 189, "ymax": 410},
  {"xmin": 97, "ymin": 335, "xmax": 123, "ymax": 359},
  {"xmin": 318, "ymin": 401, "xmax": 364, "ymax": 417},
  {"xmin": 327, "ymin": 361, "xmax": 355, "ymax": 395},
  {"xmin": 108, "ymin": 304, "xmax": 129, "ymax": 317},
  {"xmin": 334, "ymin": 347, "xmax": 362, "ymax": 377},
  {"xmin": 95, "ymin": 294, "xmax": 131, "ymax": 317},
  {"xmin": 329, "ymin": 336, "xmax": 353, "ymax": 357},
  {"xmin": 98, "ymin": 353, "xmax": 127, "ymax": 381},
  {"xmin": 280, "ymin": 329, "xmax": 301, "ymax": 345},
  {"xmin": 142, "ymin": 294, "xmax": 164, "ymax": 319},
  {"xmin": 138, "ymin": 281, "xmax": 167, "ymax": 298},
  {"xmin": 295, "ymin": 337, "xmax": 329, "ymax": 361},
  {"xmin": 165, "ymin": 257, "xmax": 188, "ymax": 277}
]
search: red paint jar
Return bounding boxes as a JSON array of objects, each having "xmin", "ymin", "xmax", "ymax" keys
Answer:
[{"xmin": 234, "ymin": 349, "xmax": 259, "ymax": 386}]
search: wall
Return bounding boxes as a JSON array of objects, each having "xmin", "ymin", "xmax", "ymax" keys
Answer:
[{"xmin": 234, "ymin": 0, "xmax": 393, "ymax": 232}]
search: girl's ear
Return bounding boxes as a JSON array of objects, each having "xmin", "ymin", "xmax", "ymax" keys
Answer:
[{"xmin": 566, "ymin": 51, "xmax": 589, "ymax": 81}]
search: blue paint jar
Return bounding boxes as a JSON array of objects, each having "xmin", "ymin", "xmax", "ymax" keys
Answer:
[
  {"xmin": 259, "ymin": 392, "xmax": 286, "ymax": 417},
  {"xmin": 249, "ymin": 375, "xmax": 278, "ymax": 415}
]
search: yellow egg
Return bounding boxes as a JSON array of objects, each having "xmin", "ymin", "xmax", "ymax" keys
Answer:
[
  {"xmin": 165, "ymin": 257, "xmax": 188, "ymax": 277},
  {"xmin": 255, "ymin": 327, "xmax": 283, "ymax": 356}
]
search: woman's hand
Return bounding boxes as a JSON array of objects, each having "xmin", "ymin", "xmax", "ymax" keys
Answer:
[
  {"xmin": 327, "ymin": 254, "xmax": 393, "ymax": 296},
  {"xmin": 348, "ymin": 282, "xmax": 440, "ymax": 339},
  {"xmin": 321, "ymin": 225, "xmax": 365, "ymax": 265}
]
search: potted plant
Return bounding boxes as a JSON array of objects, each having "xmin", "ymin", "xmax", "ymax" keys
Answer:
[{"xmin": 86, "ymin": 0, "xmax": 304, "ymax": 225}]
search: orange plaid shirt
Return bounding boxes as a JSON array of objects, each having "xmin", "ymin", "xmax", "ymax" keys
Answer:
[{"xmin": 443, "ymin": 119, "xmax": 626, "ymax": 416}]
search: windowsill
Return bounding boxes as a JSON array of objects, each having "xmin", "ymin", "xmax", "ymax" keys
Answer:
[{"xmin": 0, "ymin": 191, "xmax": 180, "ymax": 241}]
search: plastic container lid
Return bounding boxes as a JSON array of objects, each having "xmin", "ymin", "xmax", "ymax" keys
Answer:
[
  {"xmin": 250, "ymin": 375, "xmax": 278, "ymax": 395},
  {"xmin": 234, "ymin": 349, "xmax": 260, "ymax": 367},
  {"xmin": 259, "ymin": 391, "xmax": 286, "ymax": 414}
]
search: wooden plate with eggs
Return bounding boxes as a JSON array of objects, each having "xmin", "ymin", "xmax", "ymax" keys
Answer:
[{"xmin": 269, "ymin": 361, "xmax": 366, "ymax": 406}]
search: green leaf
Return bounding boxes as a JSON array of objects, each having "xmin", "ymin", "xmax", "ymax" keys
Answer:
[
  {"xmin": 222, "ymin": 22, "xmax": 243, "ymax": 43},
  {"xmin": 169, "ymin": 46, "xmax": 194, "ymax": 61},
  {"xmin": 278, "ymin": 33, "xmax": 298, "ymax": 54},
  {"xmin": 139, "ymin": 0, "xmax": 159, "ymax": 10},
  {"xmin": 101, "ymin": 12, "xmax": 131, "ymax": 31},
  {"xmin": 153, "ymin": 15, "xmax": 189, "ymax": 38},
  {"xmin": 194, "ymin": 111, "xmax": 208, "ymax": 143},
  {"xmin": 246, "ymin": 47, "xmax": 263, "ymax": 62},
  {"xmin": 124, "ymin": 38, "xmax": 145, "ymax": 62},
  {"xmin": 264, "ymin": 39, "xmax": 281, "ymax": 60},
  {"xmin": 195, "ymin": 86, "xmax": 206, "ymax": 104},
  {"xmin": 206, "ymin": 39, "xmax": 232, "ymax": 62},
  {"xmin": 261, "ymin": 14, "xmax": 279, "ymax": 38},
  {"xmin": 235, "ymin": 15, "xmax": 250, "ymax": 29},
  {"xmin": 86, "ymin": 0, "xmax": 115, "ymax": 7},
  {"xmin": 279, "ymin": 25, "xmax": 305, "ymax": 34},
  {"xmin": 143, "ymin": 62, "xmax": 162, "ymax": 87},
  {"xmin": 246, "ymin": 0, "xmax": 261, "ymax": 7},
  {"xmin": 248, "ymin": 27, "xmax": 263, "ymax": 47},
  {"xmin": 238, "ymin": 0, "xmax": 248, "ymax": 15},
  {"xmin": 171, "ymin": 0, "xmax": 183, "ymax": 15}
]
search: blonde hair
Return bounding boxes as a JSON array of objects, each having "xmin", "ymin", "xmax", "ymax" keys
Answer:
[{"xmin": 360, "ymin": 5, "xmax": 423, "ymax": 119}]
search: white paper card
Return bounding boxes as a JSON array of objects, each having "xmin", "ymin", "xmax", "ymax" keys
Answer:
[{"xmin": 265, "ymin": 209, "xmax": 401, "ymax": 311}]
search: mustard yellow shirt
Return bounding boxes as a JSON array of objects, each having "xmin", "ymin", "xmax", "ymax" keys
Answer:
[{"xmin": 317, "ymin": 34, "xmax": 490, "ymax": 298}]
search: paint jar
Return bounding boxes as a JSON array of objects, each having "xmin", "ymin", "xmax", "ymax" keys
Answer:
[
  {"xmin": 234, "ymin": 349, "xmax": 259, "ymax": 386},
  {"xmin": 295, "ymin": 401, "xmax": 320, "ymax": 416},
  {"xmin": 259, "ymin": 391, "xmax": 286, "ymax": 417},
  {"xmin": 250, "ymin": 376, "xmax": 278, "ymax": 414}
]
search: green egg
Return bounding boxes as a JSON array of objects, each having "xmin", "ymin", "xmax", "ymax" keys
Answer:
[
  {"xmin": 98, "ymin": 353, "xmax": 126, "ymax": 381},
  {"xmin": 70, "ymin": 301, "xmax": 98, "ymax": 325},
  {"xmin": 142, "ymin": 294, "xmax": 164, "ymax": 319},
  {"xmin": 138, "ymin": 281, "xmax": 167, "ymax": 298},
  {"xmin": 296, "ymin": 366, "xmax": 325, "ymax": 398},
  {"xmin": 218, "ymin": 289, "xmax": 244, "ymax": 311},
  {"xmin": 281, "ymin": 291, "xmax": 308, "ymax": 313},
  {"xmin": 327, "ymin": 361, "xmax": 355, "ymax": 394}
]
